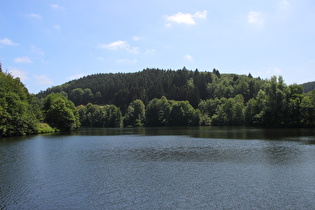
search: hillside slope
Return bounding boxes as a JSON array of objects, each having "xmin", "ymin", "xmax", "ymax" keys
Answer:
[
  {"xmin": 301, "ymin": 81, "xmax": 315, "ymax": 93},
  {"xmin": 36, "ymin": 68, "xmax": 315, "ymax": 128},
  {"xmin": 37, "ymin": 68, "xmax": 263, "ymax": 109}
]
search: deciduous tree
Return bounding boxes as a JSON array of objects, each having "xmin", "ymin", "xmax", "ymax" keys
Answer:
[{"xmin": 43, "ymin": 93, "xmax": 80, "ymax": 130}]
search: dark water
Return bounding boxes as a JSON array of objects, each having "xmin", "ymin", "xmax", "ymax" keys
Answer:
[{"xmin": 0, "ymin": 127, "xmax": 314, "ymax": 209}]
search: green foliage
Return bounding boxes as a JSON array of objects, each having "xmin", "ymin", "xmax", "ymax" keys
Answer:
[
  {"xmin": 43, "ymin": 93, "xmax": 80, "ymax": 130},
  {"xmin": 83, "ymin": 88, "xmax": 94, "ymax": 103},
  {"xmin": 136, "ymin": 98, "xmax": 200, "ymax": 126},
  {"xmin": 77, "ymin": 104, "xmax": 122, "ymax": 127},
  {"xmin": 35, "ymin": 68, "xmax": 314, "ymax": 128},
  {"xmin": 210, "ymin": 96, "xmax": 245, "ymax": 126},
  {"xmin": 0, "ymin": 71, "xmax": 41, "ymax": 136},
  {"xmin": 94, "ymin": 91, "xmax": 102, "ymax": 104},
  {"xmin": 60, "ymin": 91, "xmax": 68, "ymax": 99},
  {"xmin": 37, "ymin": 68, "xmax": 215, "ymax": 110},
  {"xmin": 244, "ymin": 98, "xmax": 258, "ymax": 125},
  {"xmin": 146, "ymin": 96, "xmax": 172, "ymax": 126},
  {"xmin": 124, "ymin": 99, "xmax": 146, "ymax": 127},
  {"xmin": 285, "ymin": 84, "xmax": 304, "ymax": 127},
  {"xmin": 301, "ymin": 81, "xmax": 315, "ymax": 93},
  {"xmin": 70, "ymin": 88, "xmax": 84, "ymax": 105},
  {"xmin": 168, "ymin": 100, "xmax": 201, "ymax": 126},
  {"xmin": 103, "ymin": 105, "xmax": 123, "ymax": 127},
  {"xmin": 36, "ymin": 123, "xmax": 56, "ymax": 133},
  {"xmin": 10, "ymin": 63, "xmax": 314, "ymax": 133},
  {"xmin": 300, "ymin": 90, "xmax": 315, "ymax": 127},
  {"xmin": 84, "ymin": 103, "xmax": 103, "ymax": 127}
]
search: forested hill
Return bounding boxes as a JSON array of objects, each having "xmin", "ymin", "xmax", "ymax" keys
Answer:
[
  {"xmin": 37, "ymin": 68, "xmax": 263, "ymax": 109},
  {"xmin": 301, "ymin": 81, "xmax": 315, "ymax": 93},
  {"xmin": 32, "ymin": 67, "xmax": 315, "ymax": 127},
  {"xmin": 3, "ymin": 64, "xmax": 314, "ymax": 132}
]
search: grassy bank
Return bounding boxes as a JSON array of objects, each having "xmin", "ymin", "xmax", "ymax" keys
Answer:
[{"xmin": 36, "ymin": 123, "xmax": 57, "ymax": 134}]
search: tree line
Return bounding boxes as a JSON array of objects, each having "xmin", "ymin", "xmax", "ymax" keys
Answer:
[
  {"xmin": 76, "ymin": 97, "xmax": 202, "ymax": 128},
  {"xmin": 77, "ymin": 77, "xmax": 315, "ymax": 128},
  {"xmin": 37, "ymin": 68, "xmax": 265, "ymax": 111},
  {"xmin": 1, "ymin": 64, "xmax": 315, "ymax": 137},
  {"xmin": 36, "ymin": 67, "xmax": 314, "ymax": 128}
]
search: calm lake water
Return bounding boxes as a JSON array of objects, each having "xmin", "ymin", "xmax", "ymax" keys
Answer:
[{"xmin": 1, "ymin": 127, "xmax": 315, "ymax": 209}]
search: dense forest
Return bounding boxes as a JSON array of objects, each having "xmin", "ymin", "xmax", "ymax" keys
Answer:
[
  {"xmin": 37, "ymin": 68, "xmax": 315, "ymax": 128},
  {"xmin": 0, "ymin": 63, "xmax": 80, "ymax": 137},
  {"xmin": 37, "ymin": 68, "xmax": 262, "ymax": 110},
  {"xmin": 1, "ymin": 64, "xmax": 315, "ymax": 137},
  {"xmin": 0, "ymin": 64, "xmax": 41, "ymax": 136},
  {"xmin": 302, "ymin": 81, "xmax": 315, "ymax": 93}
]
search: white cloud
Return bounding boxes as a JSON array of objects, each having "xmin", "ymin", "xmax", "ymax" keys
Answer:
[
  {"xmin": 33, "ymin": 75, "xmax": 53, "ymax": 85},
  {"xmin": 51, "ymin": 4, "xmax": 65, "ymax": 10},
  {"xmin": 99, "ymin": 40, "xmax": 128, "ymax": 50},
  {"xmin": 194, "ymin": 10, "xmax": 207, "ymax": 19},
  {"xmin": 14, "ymin": 56, "xmax": 32, "ymax": 63},
  {"xmin": 166, "ymin": 12, "xmax": 195, "ymax": 25},
  {"xmin": 132, "ymin": 36, "xmax": 144, "ymax": 41},
  {"xmin": 279, "ymin": 0, "xmax": 290, "ymax": 10},
  {"xmin": 184, "ymin": 54, "xmax": 194, "ymax": 61},
  {"xmin": 248, "ymin": 11, "xmax": 264, "ymax": 26},
  {"xmin": 68, "ymin": 74, "xmax": 85, "ymax": 80},
  {"xmin": 98, "ymin": 40, "xmax": 139, "ymax": 54},
  {"xmin": 28, "ymin": 13, "xmax": 42, "ymax": 20},
  {"xmin": 165, "ymin": 10, "xmax": 207, "ymax": 27},
  {"xmin": 9, "ymin": 68, "xmax": 29, "ymax": 81},
  {"xmin": 0, "ymin": 38, "xmax": 18, "ymax": 46}
]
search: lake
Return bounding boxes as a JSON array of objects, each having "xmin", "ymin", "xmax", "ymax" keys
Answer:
[{"xmin": 1, "ymin": 127, "xmax": 315, "ymax": 209}]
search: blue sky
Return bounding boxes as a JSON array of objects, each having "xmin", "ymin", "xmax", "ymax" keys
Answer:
[{"xmin": 1, "ymin": 0, "xmax": 315, "ymax": 93}]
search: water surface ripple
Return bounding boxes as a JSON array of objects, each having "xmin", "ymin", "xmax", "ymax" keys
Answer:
[{"xmin": 0, "ymin": 127, "xmax": 314, "ymax": 209}]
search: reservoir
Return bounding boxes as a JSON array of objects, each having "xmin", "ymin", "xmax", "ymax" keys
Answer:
[{"xmin": 1, "ymin": 127, "xmax": 314, "ymax": 209}]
